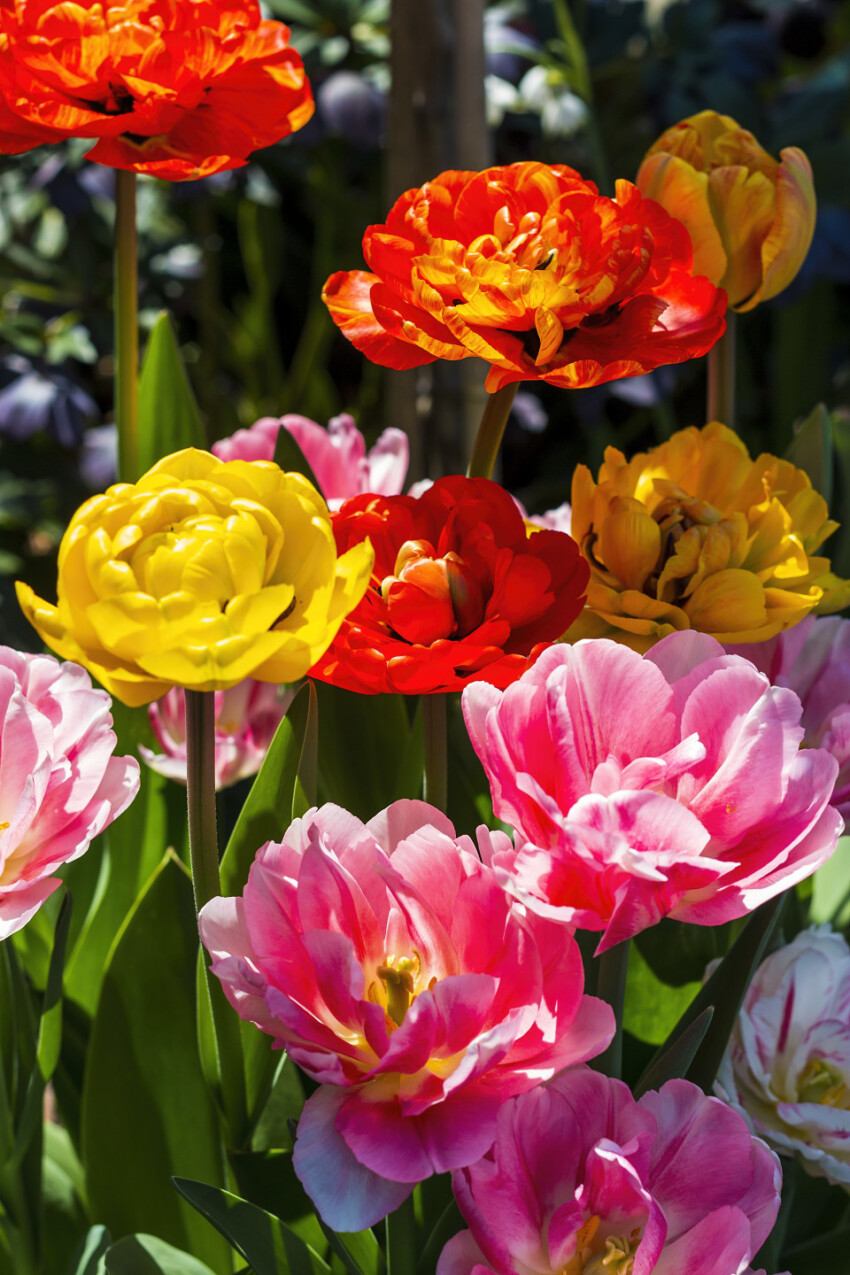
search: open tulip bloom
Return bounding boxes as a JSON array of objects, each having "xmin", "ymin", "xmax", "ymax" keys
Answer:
[
  {"xmin": 199, "ymin": 801, "xmax": 614, "ymax": 1230},
  {"xmin": 464, "ymin": 631, "xmax": 842, "ymax": 949},
  {"xmin": 0, "ymin": 0, "xmax": 314, "ymax": 179},
  {"xmin": 323, "ymin": 161, "xmax": 727, "ymax": 393}
]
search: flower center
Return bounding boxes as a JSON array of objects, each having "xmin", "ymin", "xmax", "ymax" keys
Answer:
[
  {"xmin": 798, "ymin": 1056, "xmax": 850, "ymax": 1108},
  {"xmin": 375, "ymin": 955, "xmax": 421, "ymax": 1027},
  {"xmin": 562, "ymin": 1218, "xmax": 640, "ymax": 1275},
  {"xmin": 380, "ymin": 539, "xmax": 484, "ymax": 644}
]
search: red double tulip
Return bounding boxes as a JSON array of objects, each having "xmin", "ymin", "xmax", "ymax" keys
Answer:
[
  {"xmin": 323, "ymin": 162, "xmax": 727, "ymax": 392},
  {"xmin": 309, "ymin": 476, "xmax": 589, "ymax": 695},
  {"xmin": 0, "ymin": 0, "xmax": 313, "ymax": 179}
]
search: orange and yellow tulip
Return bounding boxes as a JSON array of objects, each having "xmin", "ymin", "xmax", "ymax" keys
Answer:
[{"xmin": 637, "ymin": 110, "xmax": 815, "ymax": 311}]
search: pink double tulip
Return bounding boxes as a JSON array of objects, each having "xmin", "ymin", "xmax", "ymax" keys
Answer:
[
  {"xmin": 463, "ymin": 631, "xmax": 841, "ymax": 949},
  {"xmin": 198, "ymin": 801, "xmax": 613, "ymax": 1229},
  {"xmin": 0, "ymin": 646, "xmax": 139, "ymax": 937},
  {"xmin": 727, "ymin": 616, "xmax": 850, "ymax": 823},
  {"xmin": 212, "ymin": 412, "xmax": 409, "ymax": 508},
  {"xmin": 440, "ymin": 1067, "xmax": 783, "ymax": 1275},
  {"xmin": 141, "ymin": 680, "xmax": 293, "ymax": 789}
]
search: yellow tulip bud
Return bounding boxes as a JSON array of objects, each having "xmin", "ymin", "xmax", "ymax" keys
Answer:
[
  {"xmin": 567, "ymin": 422, "xmax": 850, "ymax": 651},
  {"xmin": 16, "ymin": 448, "xmax": 374, "ymax": 706},
  {"xmin": 637, "ymin": 110, "xmax": 816, "ymax": 311}
]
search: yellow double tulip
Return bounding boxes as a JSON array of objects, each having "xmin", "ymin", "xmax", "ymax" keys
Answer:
[
  {"xmin": 16, "ymin": 449, "xmax": 374, "ymax": 706},
  {"xmin": 637, "ymin": 110, "xmax": 815, "ymax": 311},
  {"xmin": 567, "ymin": 423, "xmax": 849, "ymax": 650}
]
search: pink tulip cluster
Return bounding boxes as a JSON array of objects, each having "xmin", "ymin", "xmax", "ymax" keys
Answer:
[
  {"xmin": 0, "ymin": 646, "xmax": 139, "ymax": 937},
  {"xmin": 440, "ymin": 1067, "xmax": 783, "ymax": 1275},
  {"xmin": 212, "ymin": 412, "xmax": 409, "ymax": 509},
  {"xmin": 199, "ymin": 800, "xmax": 613, "ymax": 1230},
  {"xmin": 717, "ymin": 925, "xmax": 850, "ymax": 1189},
  {"xmin": 141, "ymin": 680, "xmax": 293, "ymax": 789},
  {"xmin": 728, "ymin": 616, "xmax": 850, "ymax": 823},
  {"xmin": 464, "ymin": 631, "xmax": 842, "ymax": 949}
]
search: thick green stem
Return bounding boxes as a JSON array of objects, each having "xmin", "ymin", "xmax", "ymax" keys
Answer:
[
  {"xmin": 386, "ymin": 1193, "xmax": 417, "ymax": 1275},
  {"xmin": 466, "ymin": 384, "xmax": 517, "ymax": 480},
  {"xmin": 592, "ymin": 939, "xmax": 630, "ymax": 1079},
  {"xmin": 185, "ymin": 689, "xmax": 248, "ymax": 1141},
  {"xmin": 114, "ymin": 169, "xmax": 139, "ymax": 482},
  {"xmin": 707, "ymin": 312, "xmax": 737, "ymax": 430},
  {"xmin": 423, "ymin": 693, "xmax": 447, "ymax": 812}
]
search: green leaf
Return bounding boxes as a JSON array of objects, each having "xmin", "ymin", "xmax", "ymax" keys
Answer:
[
  {"xmin": 318, "ymin": 1222, "xmax": 384, "ymax": 1275},
  {"xmin": 785, "ymin": 403, "xmax": 833, "ymax": 507},
  {"xmin": 11, "ymin": 891, "xmax": 73, "ymax": 1169},
  {"xmin": 65, "ymin": 701, "xmax": 187, "ymax": 1016},
  {"xmin": 104, "ymin": 1234, "xmax": 216, "ymax": 1275},
  {"xmin": 633, "ymin": 1007, "xmax": 714, "ymax": 1099},
  {"xmin": 66, "ymin": 1224, "xmax": 112, "ymax": 1275},
  {"xmin": 635, "ymin": 917, "xmax": 732, "ymax": 988},
  {"xmin": 36, "ymin": 889, "xmax": 72, "ymax": 1082},
  {"xmin": 623, "ymin": 941, "xmax": 700, "ymax": 1046},
  {"xmin": 315, "ymin": 684, "xmax": 422, "ymax": 821},
  {"xmin": 81, "ymin": 853, "xmax": 229, "ymax": 1273},
  {"xmin": 782, "ymin": 1226, "xmax": 850, "ymax": 1275},
  {"xmin": 810, "ymin": 834, "xmax": 850, "ymax": 925},
  {"xmin": 415, "ymin": 1199, "xmax": 461, "ymax": 1275},
  {"xmin": 221, "ymin": 682, "xmax": 317, "ymax": 897},
  {"xmin": 272, "ymin": 427, "xmax": 321, "ymax": 496},
  {"xmin": 43, "ymin": 1123, "xmax": 88, "ymax": 1275},
  {"xmin": 173, "ymin": 1177, "xmax": 332, "ymax": 1275},
  {"xmin": 137, "ymin": 311, "xmax": 206, "ymax": 474},
  {"xmin": 831, "ymin": 409, "xmax": 850, "ymax": 576},
  {"xmin": 652, "ymin": 895, "xmax": 785, "ymax": 1094}
]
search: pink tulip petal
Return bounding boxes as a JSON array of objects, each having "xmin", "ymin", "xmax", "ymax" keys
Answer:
[{"xmin": 293, "ymin": 1086, "xmax": 413, "ymax": 1230}]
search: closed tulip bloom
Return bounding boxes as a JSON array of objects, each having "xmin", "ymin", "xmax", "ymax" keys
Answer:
[
  {"xmin": 439, "ymin": 1068, "xmax": 783, "ymax": 1275},
  {"xmin": 212, "ymin": 413, "xmax": 409, "ymax": 509},
  {"xmin": 140, "ymin": 679, "xmax": 293, "ymax": 789},
  {"xmin": 0, "ymin": 646, "xmax": 138, "ymax": 938},
  {"xmin": 568, "ymin": 422, "xmax": 849, "ymax": 651},
  {"xmin": 310, "ymin": 476, "xmax": 589, "ymax": 695},
  {"xmin": 717, "ymin": 926, "xmax": 850, "ymax": 1190},
  {"xmin": 324, "ymin": 162, "xmax": 727, "ymax": 393},
  {"xmin": 15, "ymin": 448, "xmax": 373, "ymax": 707},
  {"xmin": 463, "ymin": 631, "xmax": 842, "ymax": 949},
  {"xmin": 0, "ymin": 0, "xmax": 314, "ymax": 179},
  {"xmin": 199, "ymin": 801, "xmax": 613, "ymax": 1231},
  {"xmin": 637, "ymin": 110, "xmax": 815, "ymax": 311}
]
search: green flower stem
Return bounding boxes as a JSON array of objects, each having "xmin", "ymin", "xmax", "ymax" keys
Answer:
[
  {"xmin": 707, "ymin": 311, "xmax": 737, "ymax": 431},
  {"xmin": 592, "ymin": 938, "xmax": 630, "ymax": 1079},
  {"xmin": 423, "ymin": 693, "xmax": 447, "ymax": 812},
  {"xmin": 386, "ymin": 1193, "xmax": 417, "ymax": 1275},
  {"xmin": 185, "ymin": 689, "xmax": 248, "ymax": 1142},
  {"xmin": 114, "ymin": 168, "xmax": 139, "ymax": 482},
  {"xmin": 466, "ymin": 383, "xmax": 518, "ymax": 480}
]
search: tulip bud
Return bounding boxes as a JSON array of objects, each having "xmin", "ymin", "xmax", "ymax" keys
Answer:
[{"xmin": 637, "ymin": 109, "xmax": 816, "ymax": 311}]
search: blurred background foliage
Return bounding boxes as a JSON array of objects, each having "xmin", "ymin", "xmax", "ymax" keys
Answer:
[{"xmin": 2, "ymin": 0, "xmax": 850, "ymax": 652}]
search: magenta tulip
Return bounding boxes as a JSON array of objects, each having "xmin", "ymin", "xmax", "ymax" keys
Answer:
[
  {"xmin": 199, "ymin": 800, "xmax": 613, "ymax": 1229},
  {"xmin": 463, "ymin": 631, "xmax": 842, "ymax": 949},
  {"xmin": 440, "ymin": 1067, "xmax": 783, "ymax": 1275}
]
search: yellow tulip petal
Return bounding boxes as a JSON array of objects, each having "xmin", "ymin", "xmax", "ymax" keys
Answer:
[
  {"xmin": 637, "ymin": 152, "xmax": 728, "ymax": 286},
  {"xmin": 596, "ymin": 511, "xmax": 661, "ymax": 591},
  {"xmin": 707, "ymin": 165, "xmax": 776, "ymax": 308},
  {"xmin": 683, "ymin": 568, "xmax": 767, "ymax": 634},
  {"xmin": 741, "ymin": 147, "xmax": 816, "ymax": 312}
]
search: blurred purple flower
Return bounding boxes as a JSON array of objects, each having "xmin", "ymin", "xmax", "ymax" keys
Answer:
[
  {"xmin": 317, "ymin": 71, "xmax": 385, "ymax": 149},
  {"xmin": 0, "ymin": 356, "xmax": 98, "ymax": 447},
  {"xmin": 79, "ymin": 423, "xmax": 117, "ymax": 490}
]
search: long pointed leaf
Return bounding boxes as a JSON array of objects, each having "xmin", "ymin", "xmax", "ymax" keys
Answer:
[
  {"xmin": 137, "ymin": 311, "xmax": 206, "ymax": 473},
  {"xmin": 644, "ymin": 896, "xmax": 785, "ymax": 1095},
  {"xmin": 633, "ymin": 1007, "xmax": 714, "ymax": 1098},
  {"xmin": 81, "ymin": 853, "xmax": 229, "ymax": 1272},
  {"xmin": 221, "ymin": 682, "xmax": 317, "ymax": 897},
  {"xmin": 173, "ymin": 1177, "xmax": 331, "ymax": 1275}
]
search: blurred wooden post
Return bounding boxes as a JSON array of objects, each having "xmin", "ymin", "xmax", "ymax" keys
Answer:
[{"xmin": 386, "ymin": 0, "xmax": 491, "ymax": 480}]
